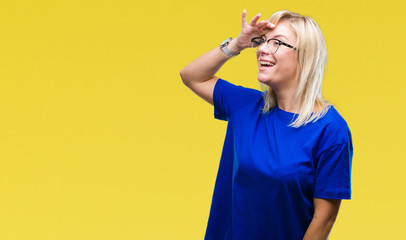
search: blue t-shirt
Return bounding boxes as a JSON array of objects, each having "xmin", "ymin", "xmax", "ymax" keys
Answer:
[{"xmin": 204, "ymin": 79, "xmax": 353, "ymax": 240}]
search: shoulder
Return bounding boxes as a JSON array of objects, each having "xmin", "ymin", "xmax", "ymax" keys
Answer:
[
  {"xmin": 317, "ymin": 106, "xmax": 353, "ymax": 152},
  {"xmin": 214, "ymin": 78, "xmax": 262, "ymax": 98},
  {"xmin": 322, "ymin": 106, "xmax": 350, "ymax": 135},
  {"xmin": 213, "ymin": 79, "xmax": 263, "ymax": 120}
]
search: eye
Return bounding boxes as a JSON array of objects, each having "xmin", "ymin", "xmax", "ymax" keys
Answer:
[
  {"xmin": 272, "ymin": 40, "xmax": 282, "ymax": 46},
  {"xmin": 251, "ymin": 38, "xmax": 264, "ymax": 47}
]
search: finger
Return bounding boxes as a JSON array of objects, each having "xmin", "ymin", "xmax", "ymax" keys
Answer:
[
  {"xmin": 256, "ymin": 20, "xmax": 269, "ymax": 28},
  {"xmin": 255, "ymin": 20, "xmax": 270, "ymax": 32},
  {"xmin": 241, "ymin": 9, "xmax": 247, "ymax": 28},
  {"xmin": 249, "ymin": 13, "xmax": 261, "ymax": 27},
  {"xmin": 267, "ymin": 22, "xmax": 276, "ymax": 28},
  {"xmin": 259, "ymin": 21, "xmax": 275, "ymax": 31}
]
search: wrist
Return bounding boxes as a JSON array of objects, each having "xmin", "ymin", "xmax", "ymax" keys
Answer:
[
  {"xmin": 220, "ymin": 37, "xmax": 242, "ymax": 57},
  {"xmin": 228, "ymin": 39, "xmax": 244, "ymax": 55}
]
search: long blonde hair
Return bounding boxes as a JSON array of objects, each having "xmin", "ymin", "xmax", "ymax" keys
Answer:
[{"xmin": 262, "ymin": 10, "xmax": 332, "ymax": 128}]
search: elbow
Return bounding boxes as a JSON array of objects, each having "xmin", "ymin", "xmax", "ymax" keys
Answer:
[
  {"xmin": 179, "ymin": 68, "xmax": 191, "ymax": 87},
  {"xmin": 325, "ymin": 216, "xmax": 337, "ymax": 229}
]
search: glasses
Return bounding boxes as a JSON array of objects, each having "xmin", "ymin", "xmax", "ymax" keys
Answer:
[{"xmin": 251, "ymin": 37, "xmax": 297, "ymax": 54}]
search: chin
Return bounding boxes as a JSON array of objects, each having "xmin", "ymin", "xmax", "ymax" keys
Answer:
[{"xmin": 257, "ymin": 74, "xmax": 275, "ymax": 86}]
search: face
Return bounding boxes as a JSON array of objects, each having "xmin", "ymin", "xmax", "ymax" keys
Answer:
[{"xmin": 256, "ymin": 21, "xmax": 298, "ymax": 88}]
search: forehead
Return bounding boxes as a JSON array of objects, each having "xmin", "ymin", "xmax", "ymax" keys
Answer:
[{"xmin": 264, "ymin": 22, "xmax": 296, "ymax": 41}]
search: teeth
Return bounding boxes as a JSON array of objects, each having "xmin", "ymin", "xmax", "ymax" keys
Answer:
[{"xmin": 259, "ymin": 61, "xmax": 275, "ymax": 66}]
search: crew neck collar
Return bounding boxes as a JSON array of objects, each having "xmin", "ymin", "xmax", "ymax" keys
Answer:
[
  {"xmin": 275, "ymin": 105, "xmax": 299, "ymax": 120},
  {"xmin": 273, "ymin": 105, "xmax": 334, "ymax": 121}
]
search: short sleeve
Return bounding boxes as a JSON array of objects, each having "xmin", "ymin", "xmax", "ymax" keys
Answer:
[
  {"xmin": 213, "ymin": 79, "xmax": 262, "ymax": 121},
  {"xmin": 314, "ymin": 143, "xmax": 353, "ymax": 199}
]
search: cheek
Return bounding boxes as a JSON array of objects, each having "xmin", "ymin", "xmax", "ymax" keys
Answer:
[{"xmin": 280, "ymin": 55, "xmax": 298, "ymax": 73}]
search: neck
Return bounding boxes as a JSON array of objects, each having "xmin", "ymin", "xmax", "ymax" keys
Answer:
[{"xmin": 272, "ymin": 84, "xmax": 300, "ymax": 114}]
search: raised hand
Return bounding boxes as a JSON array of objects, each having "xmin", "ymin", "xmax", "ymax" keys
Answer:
[{"xmin": 233, "ymin": 10, "xmax": 275, "ymax": 51}]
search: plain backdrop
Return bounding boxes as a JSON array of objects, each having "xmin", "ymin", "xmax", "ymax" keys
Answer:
[{"xmin": 0, "ymin": 0, "xmax": 405, "ymax": 239}]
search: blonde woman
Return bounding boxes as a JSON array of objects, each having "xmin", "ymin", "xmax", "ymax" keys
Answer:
[{"xmin": 180, "ymin": 10, "xmax": 353, "ymax": 240}]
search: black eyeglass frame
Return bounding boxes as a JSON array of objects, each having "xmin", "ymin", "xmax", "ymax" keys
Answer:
[{"xmin": 251, "ymin": 37, "xmax": 297, "ymax": 53}]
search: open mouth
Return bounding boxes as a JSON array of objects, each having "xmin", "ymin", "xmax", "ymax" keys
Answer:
[{"xmin": 259, "ymin": 60, "xmax": 275, "ymax": 69}]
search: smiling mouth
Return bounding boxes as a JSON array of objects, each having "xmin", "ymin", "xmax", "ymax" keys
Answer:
[{"xmin": 259, "ymin": 61, "xmax": 275, "ymax": 67}]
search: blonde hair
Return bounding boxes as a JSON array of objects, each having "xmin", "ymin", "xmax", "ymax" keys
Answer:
[{"xmin": 261, "ymin": 10, "xmax": 332, "ymax": 128}]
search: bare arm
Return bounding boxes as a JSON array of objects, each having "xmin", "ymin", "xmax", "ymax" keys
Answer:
[
  {"xmin": 179, "ymin": 45, "xmax": 237, "ymax": 105},
  {"xmin": 303, "ymin": 198, "xmax": 342, "ymax": 240},
  {"xmin": 179, "ymin": 10, "xmax": 274, "ymax": 105}
]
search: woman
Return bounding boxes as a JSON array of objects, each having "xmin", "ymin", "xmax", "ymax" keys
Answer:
[{"xmin": 180, "ymin": 10, "xmax": 353, "ymax": 240}]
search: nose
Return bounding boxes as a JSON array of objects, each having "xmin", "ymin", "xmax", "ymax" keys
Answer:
[{"xmin": 257, "ymin": 42, "xmax": 271, "ymax": 55}]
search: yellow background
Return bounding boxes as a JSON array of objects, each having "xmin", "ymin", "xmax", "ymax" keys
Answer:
[{"xmin": 0, "ymin": 0, "xmax": 405, "ymax": 239}]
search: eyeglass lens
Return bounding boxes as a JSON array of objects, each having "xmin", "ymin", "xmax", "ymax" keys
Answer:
[{"xmin": 252, "ymin": 39, "xmax": 281, "ymax": 54}]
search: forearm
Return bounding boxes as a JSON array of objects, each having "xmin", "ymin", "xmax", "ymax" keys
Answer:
[
  {"xmin": 180, "ymin": 40, "xmax": 242, "ymax": 86},
  {"xmin": 303, "ymin": 217, "xmax": 336, "ymax": 240}
]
